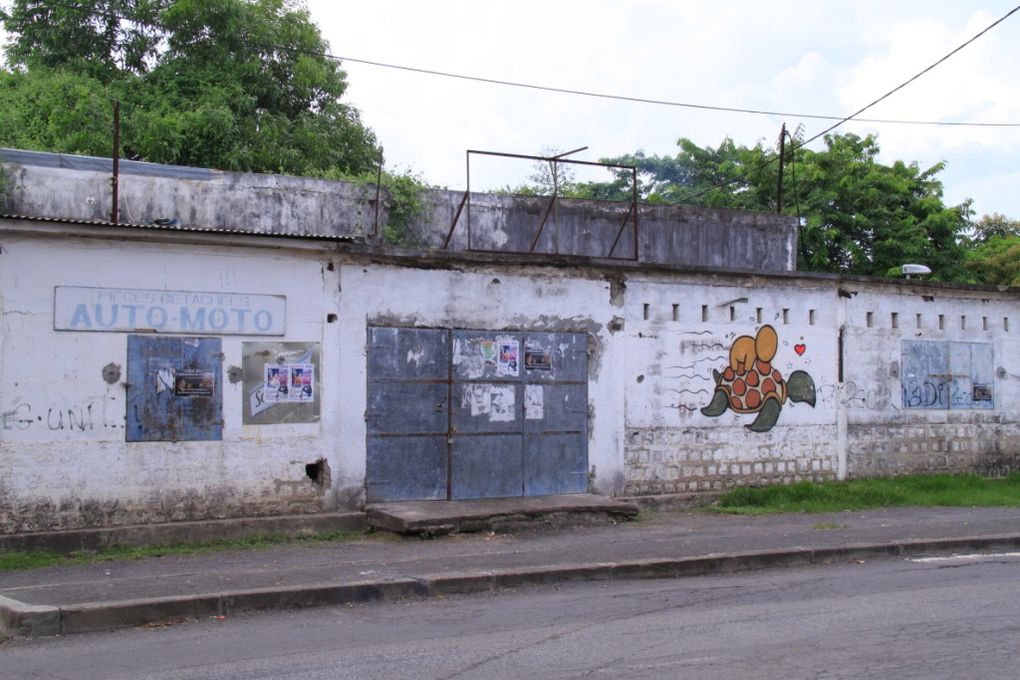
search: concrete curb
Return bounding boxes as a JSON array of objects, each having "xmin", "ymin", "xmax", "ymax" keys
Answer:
[
  {"xmin": 0, "ymin": 512, "xmax": 369, "ymax": 554},
  {"xmin": 5, "ymin": 532, "xmax": 1020, "ymax": 638}
]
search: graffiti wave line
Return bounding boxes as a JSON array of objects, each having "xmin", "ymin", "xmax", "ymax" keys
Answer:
[
  {"xmin": 681, "ymin": 342, "xmax": 726, "ymax": 351},
  {"xmin": 666, "ymin": 388, "xmax": 709, "ymax": 396},
  {"xmin": 675, "ymin": 404, "xmax": 700, "ymax": 413},
  {"xmin": 664, "ymin": 373, "xmax": 703, "ymax": 380},
  {"xmin": 682, "ymin": 331, "xmax": 713, "ymax": 335},
  {"xmin": 666, "ymin": 357, "xmax": 726, "ymax": 369}
]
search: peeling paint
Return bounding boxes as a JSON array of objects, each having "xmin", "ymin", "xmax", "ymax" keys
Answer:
[
  {"xmin": 525, "ymin": 385, "xmax": 544, "ymax": 420},
  {"xmin": 461, "ymin": 383, "xmax": 516, "ymax": 422}
]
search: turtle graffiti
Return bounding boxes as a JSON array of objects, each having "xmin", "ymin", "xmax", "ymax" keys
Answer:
[{"xmin": 700, "ymin": 324, "xmax": 816, "ymax": 432}]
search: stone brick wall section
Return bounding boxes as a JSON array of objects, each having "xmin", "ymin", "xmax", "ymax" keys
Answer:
[
  {"xmin": 624, "ymin": 426, "xmax": 838, "ymax": 495},
  {"xmin": 847, "ymin": 422, "xmax": 1020, "ymax": 479}
]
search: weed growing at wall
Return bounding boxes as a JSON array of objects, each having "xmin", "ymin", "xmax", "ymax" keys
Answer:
[
  {"xmin": 378, "ymin": 170, "xmax": 429, "ymax": 247},
  {"xmin": 326, "ymin": 166, "xmax": 430, "ymax": 247}
]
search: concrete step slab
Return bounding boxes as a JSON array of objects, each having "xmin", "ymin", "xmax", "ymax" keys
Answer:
[{"xmin": 365, "ymin": 493, "xmax": 640, "ymax": 534}]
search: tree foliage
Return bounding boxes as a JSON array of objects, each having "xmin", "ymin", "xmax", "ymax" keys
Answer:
[
  {"xmin": 0, "ymin": 0, "xmax": 380, "ymax": 176},
  {"xmin": 964, "ymin": 214, "xmax": 1020, "ymax": 287},
  {"xmin": 568, "ymin": 133, "xmax": 974, "ymax": 281}
]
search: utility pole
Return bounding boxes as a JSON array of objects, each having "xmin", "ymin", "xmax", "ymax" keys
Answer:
[{"xmin": 777, "ymin": 123, "xmax": 786, "ymax": 215}]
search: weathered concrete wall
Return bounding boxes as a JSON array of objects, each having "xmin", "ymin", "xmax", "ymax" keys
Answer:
[
  {"xmin": 0, "ymin": 226, "xmax": 342, "ymax": 532},
  {"xmin": 622, "ymin": 275, "xmax": 839, "ymax": 494},
  {"xmin": 422, "ymin": 191, "xmax": 798, "ymax": 271},
  {"xmin": 0, "ymin": 220, "xmax": 626, "ymax": 532},
  {"xmin": 2, "ymin": 149, "xmax": 798, "ymax": 272},
  {"xmin": 841, "ymin": 283, "xmax": 1020, "ymax": 478},
  {"xmin": 620, "ymin": 275, "xmax": 1020, "ymax": 493},
  {"xmin": 2, "ymin": 212, "xmax": 1018, "ymax": 533},
  {"xmin": 0, "ymin": 149, "xmax": 376, "ymax": 238}
]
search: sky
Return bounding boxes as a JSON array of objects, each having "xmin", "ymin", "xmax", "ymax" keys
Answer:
[{"xmin": 307, "ymin": 0, "xmax": 1020, "ymax": 219}]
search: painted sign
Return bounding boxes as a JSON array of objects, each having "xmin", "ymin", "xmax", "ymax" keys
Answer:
[{"xmin": 54, "ymin": 286, "xmax": 286, "ymax": 335}]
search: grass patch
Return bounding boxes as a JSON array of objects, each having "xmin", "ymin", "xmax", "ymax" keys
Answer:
[
  {"xmin": 714, "ymin": 473, "xmax": 1020, "ymax": 515},
  {"xmin": 0, "ymin": 530, "xmax": 365, "ymax": 572}
]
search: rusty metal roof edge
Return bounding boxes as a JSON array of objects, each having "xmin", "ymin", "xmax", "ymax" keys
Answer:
[{"xmin": 0, "ymin": 213, "xmax": 364, "ymax": 243}]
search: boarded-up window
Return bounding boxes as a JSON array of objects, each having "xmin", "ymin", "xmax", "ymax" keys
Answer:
[
  {"xmin": 126, "ymin": 336, "xmax": 223, "ymax": 441},
  {"xmin": 901, "ymin": 341, "xmax": 993, "ymax": 409}
]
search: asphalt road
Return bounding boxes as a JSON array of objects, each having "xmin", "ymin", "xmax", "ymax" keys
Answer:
[{"xmin": 4, "ymin": 552, "xmax": 1020, "ymax": 679}]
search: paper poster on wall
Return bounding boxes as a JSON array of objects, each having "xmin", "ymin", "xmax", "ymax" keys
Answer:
[
  {"xmin": 262, "ymin": 363, "xmax": 315, "ymax": 403},
  {"xmin": 497, "ymin": 337, "xmax": 519, "ymax": 376},
  {"xmin": 524, "ymin": 345, "xmax": 552, "ymax": 371},
  {"xmin": 290, "ymin": 364, "xmax": 315, "ymax": 400},
  {"xmin": 242, "ymin": 342, "xmax": 321, "ymax": 424},
  {"xmin": 480, "ymin": 340, "xmax": 497, "ymax": 366},
  {"xmin": 174, "ymin": 369, "xmax": 215, "ymax": 398}
]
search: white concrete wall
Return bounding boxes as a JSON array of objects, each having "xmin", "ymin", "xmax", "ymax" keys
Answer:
[
  {"xmin": 621, "ymin": 275, "xmax": 840, "ymax": 494},
  {"xmin": 0, "ymin": 224, "xmax": 628, "ymax": 532},
  {"xmin": 621, "ymin": 274, "xmax": 1020, "ymax": 493},
  {"xmin": 0, "ymin": 227, "xmax": 340, "ymax": 532},
  {"xmin": 3, "ymin": 218, "xmax": 1020, "ymax": 533},
  {"xmin": 841, "ymin": 283, "xmax": 1020, "ymax": 477}
]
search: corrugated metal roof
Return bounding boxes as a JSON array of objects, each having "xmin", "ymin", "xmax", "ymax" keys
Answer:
[
  {"xmin": 0, "ymin": 213, "xmax": 364, "ymax": 242},
  {"xmin": 1, "ymin": 148, "xmax": 216, "ymax": 181}
]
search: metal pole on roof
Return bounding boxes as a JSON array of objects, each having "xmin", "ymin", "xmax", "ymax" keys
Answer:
[
  {"xmin": 112, "ymin": 101, "xmax": 120, "ymax": 225},
  {"xmin": 777, "ymin": 123, "xmax": 786, "ymax": 215}
]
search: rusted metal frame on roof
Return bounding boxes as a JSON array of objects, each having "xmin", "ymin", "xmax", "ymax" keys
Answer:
[
  {"xmin": 466, "ymin": 149, "xmax": 473, "ymax": 251},
  {"xmin": 442, "ymin": 190, "xmax": 469, "ymax": 250},
  {"xmin": 448, "ymin": 148, "xmax": 640, "ymax": 259},
  {"xmin": 606, "ymin": 165, "xmax": 640, "ymax": 259},
  {"xmin": 373, "ymin": 148, "xmax": 384, "ymax": 237},
  {"xmin": 530, "ymin": 192, "xmax": 559, "ymax": 253}
]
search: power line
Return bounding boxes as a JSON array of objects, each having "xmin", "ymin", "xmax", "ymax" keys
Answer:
[
  {"xmin": 12, "ymin": 0, "xmax": 1020, "ymax": 130},
  {"xmin": 688, "ymin": 3, "xmax": 1020, "ymax": 202},
  {"xmin": 335, "ymin": 54, "xmax": 1020, "ymax": 129}
]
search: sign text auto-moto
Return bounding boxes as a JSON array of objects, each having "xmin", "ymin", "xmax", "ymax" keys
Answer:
[{"xmin": 54, "ymin": 286, "xmax": 286, "ymax": 335}]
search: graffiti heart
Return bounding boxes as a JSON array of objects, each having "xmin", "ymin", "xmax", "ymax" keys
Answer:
[
  {"xmin": 701, "ymin": 324, "xmax": 816, "ymax": 432},
  {"xmin": 794, "ymin": 343, "xmax": 806, "ymax": 356}
]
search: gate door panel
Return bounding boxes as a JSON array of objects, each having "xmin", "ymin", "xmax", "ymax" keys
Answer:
[
  {"xmin": 366, "ymin": 326, "xmax": 588, "ymax": 501},
  {"xmin": 520, "ymin": 333, "xmax": 589, "ymax": 495},
  {"xmin": 366, "ymin": 328, "xmax": 450, "ymax": 502}
]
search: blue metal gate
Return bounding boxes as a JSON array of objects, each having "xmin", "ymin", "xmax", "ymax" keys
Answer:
[{"xmin": 366, "ymin": 327, "xmax": 588, "ymax": 501}]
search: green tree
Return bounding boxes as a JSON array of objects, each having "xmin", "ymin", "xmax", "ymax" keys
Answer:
[
  {"xmin": 0, "ymin": 0, "xmax": 380, "ymax": 176},
  {"xmin": 570, "ymin": 133, "xmax": 971, "ymax": 281},
  {"xmin": 970, "ymin": 213, "xmax": 1020, "ymax": 243},
  {"xmin": 964, "ymin": 214, "xmax": 1020, "ymax": 287}
]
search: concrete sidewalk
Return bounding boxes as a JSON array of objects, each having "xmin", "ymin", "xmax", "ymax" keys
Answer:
[{"xmin": 4, "ymin": 506, "xmax": 1020, "ymax": 638}]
